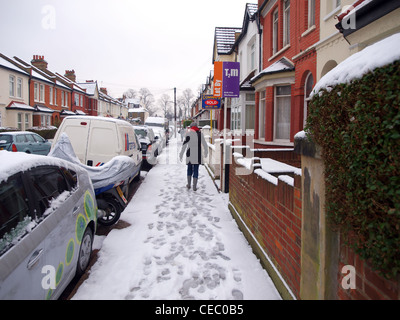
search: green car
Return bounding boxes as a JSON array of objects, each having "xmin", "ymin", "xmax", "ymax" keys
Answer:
[{"xmin": 0, "ymin": 131, "xmax": 51, "ymax": 155}]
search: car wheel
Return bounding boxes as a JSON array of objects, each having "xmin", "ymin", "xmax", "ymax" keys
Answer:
[
  {"xmin": 76, "ymin": 228, "xmax": 93, "ymax": 277},
  {"xmin": 97, "ymin": 197, "xmax": 122, "ymax": 226}
]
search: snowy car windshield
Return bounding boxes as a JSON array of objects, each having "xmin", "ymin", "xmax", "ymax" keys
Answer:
[{"xmin": 134, "ymin": 129, "xmax": 147, "ymax": 138}]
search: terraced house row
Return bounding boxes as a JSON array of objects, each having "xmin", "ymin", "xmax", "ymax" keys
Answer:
[
  {"xmin": 192, "ymin": 0, "xmax": 400, "ymax": 148},
  {"xmin": 194, "ymin": 0, "xmax": 400, "ymax": 300},
  {"xmin": 0, "ymin": 54, "xmax": 128, "ymax": 130}
]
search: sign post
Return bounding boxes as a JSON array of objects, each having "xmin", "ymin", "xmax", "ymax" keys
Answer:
[
  {"xmin": 202, "ymin": 94, "xmax": 221, "ymax": 144},
  {"xmin": 212, "ymin": 61, "xmax": 240, "ymax": 192}
]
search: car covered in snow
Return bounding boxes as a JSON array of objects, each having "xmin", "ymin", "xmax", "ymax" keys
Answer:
[
  {"xmin": 0, "ymin": 150, "xmax": 97, "ymax": 300},
  {"xmin": 144, "ymin": 116, "xmax": 168, "ymax": 147},
  {"xmin": 0, "ymin": 131, "xmax": 52, "ymax": 155}
]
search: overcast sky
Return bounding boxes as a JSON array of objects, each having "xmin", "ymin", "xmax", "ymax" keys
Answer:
[{"xmin": 0, "ymin": 0, "xmax": 252, "ymax": 102}]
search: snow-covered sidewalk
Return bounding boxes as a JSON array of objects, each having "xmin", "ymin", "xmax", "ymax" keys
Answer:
[{"xmin": 72, "ymin": 137, "xmax": 281, "ymax": 300}]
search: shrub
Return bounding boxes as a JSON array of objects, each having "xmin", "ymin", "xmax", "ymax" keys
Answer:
[{"xmin": 306, "ymin": 60, "xmax": 400, "ymax": 278}]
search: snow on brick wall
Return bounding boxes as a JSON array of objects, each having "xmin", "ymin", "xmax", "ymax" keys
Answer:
[{"xmin": 229, "ymin": 153, "xmax": 302, "ymax": 299}]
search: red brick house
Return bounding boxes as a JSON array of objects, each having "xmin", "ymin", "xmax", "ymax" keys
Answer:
[
  {"xmin": 14, "ymin": 55, "xmax": 74, "ymax": 126},
  {"xmin": 251, "ymin": 0, "xmax": 320, "ymax": 149}
]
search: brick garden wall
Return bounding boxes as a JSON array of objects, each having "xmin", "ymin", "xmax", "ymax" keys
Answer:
[
  {"xmin": 338, "ymin": 237, "xmax": 400, "ymax": 300},
  {"xmin": 229, "ymin": 153, "xmax": 302, "ymax": 299}
]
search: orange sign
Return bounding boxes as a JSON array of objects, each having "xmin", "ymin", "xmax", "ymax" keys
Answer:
[{"xmin": 213, "ymin": 61, "xmax": 223, "ymax": 98}]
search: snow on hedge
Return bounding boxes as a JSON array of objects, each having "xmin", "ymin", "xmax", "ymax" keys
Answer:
[{"xmin": 311, "ymin": 33, "xmax": 400, "ymax": 97}]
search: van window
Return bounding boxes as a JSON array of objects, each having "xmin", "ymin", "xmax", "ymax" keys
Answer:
[{"xmin": 0, "ymin": 174, "xmax": 30, "ymax": 255}]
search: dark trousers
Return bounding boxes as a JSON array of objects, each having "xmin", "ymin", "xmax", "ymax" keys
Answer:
[{"xmin": 187, "ymin": 164, "xmax": 199, "ymax": 179}]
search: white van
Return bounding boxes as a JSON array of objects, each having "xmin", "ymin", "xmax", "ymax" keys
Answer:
[{"xmin": 52, "ymin": 116, "xmax": 142, "ymax": 170}]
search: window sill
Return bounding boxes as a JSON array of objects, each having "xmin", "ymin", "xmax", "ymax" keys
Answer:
[
  {"xmin": 268, "ymin": 45, "xmax": 291, "ymax": 62},
  {"xmin": 254, "ymin": 139, "xmax": 294, "ymax": 147},
  {"xmin": 301, "ymin": 25, "xmax": 316, "ymax": 38},
  {"xmin": 324, "ymin": 6, "xmax": 342, "ymax": 22}
]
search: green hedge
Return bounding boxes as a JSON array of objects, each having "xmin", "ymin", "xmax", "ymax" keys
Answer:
[
  {"xmin": 306, "ymin": 60, "xmax": 400, "ymax": 278},
  {"xmin": 0, "ymin": 127, "xmax": 57, "ymax": 140},
  {"xmin": 27, "ymin": 127, "xmax": 57, "ymax": 140}
]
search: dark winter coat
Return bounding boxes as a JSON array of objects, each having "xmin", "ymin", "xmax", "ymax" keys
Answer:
[{"xmin": 179, "ymin": 126, "xmax": 208, "ymax": 165}]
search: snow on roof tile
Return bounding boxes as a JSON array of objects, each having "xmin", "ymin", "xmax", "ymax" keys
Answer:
[
  {"xmin": 215, "ymin": 27, "xmax": 242, "ymax": 54},
  {"xmin": 251, "ymin": 57, "xmax": 294, "ymax": 82},
  {"xmin": 0, "ymin": 56, "xmax": 30, "ymax": 76},
  {"xmin": 246, "ymin": 3, "xmax": 258, "ymax": 17}
]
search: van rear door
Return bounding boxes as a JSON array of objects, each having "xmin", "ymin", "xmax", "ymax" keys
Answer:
[
  {"xmin": 86, "ymin": 120, "xmax": 119, "ymax": 166},
  {"xmin": 55, "ymin": 118, "xmax": 90, "ymax": 164}
]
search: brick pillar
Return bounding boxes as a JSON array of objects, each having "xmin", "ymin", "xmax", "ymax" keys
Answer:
[{"xmin": 294, "ymin": 134, "xmax": 339, "ymax": 300}]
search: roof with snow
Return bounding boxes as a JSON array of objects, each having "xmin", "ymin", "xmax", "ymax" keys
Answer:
[
  {"xmin": 311, "ymin": 33, "xmax": 400, "ymax": 97},
  {"xmin": 250, "ymin": 57, "xmax": 295, "ymax": 83},
  {"xmin": 214, "ymin": 27, "xmax": 242, "ymax": 55},
  {"xmin": 77, "ymin": 82, "xmax": 98, "ymax": 96},
  {"xmin": 0, "ymin": 55, "xmax": 30, "ymax": 76},
  {"xmin": 6, "ymin": 101, "xmax": 35, "ymax": 111},
  {"xmin": 246, "ymin": 3, "xmax": 258, "ymax": 17}
]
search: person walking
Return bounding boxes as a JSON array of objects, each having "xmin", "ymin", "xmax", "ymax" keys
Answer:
[{"xmin": 179, "ymin": 122, "xmax": 208, "ymax": 191}]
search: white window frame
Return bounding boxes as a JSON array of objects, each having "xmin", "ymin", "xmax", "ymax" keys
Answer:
[
  {"xmin": 272, "ymin": 9, "xmax": 279, "ymax": 54},
  {"xmin": 304, "ymin": 72, "xmax": 314, "ymax": 128},
  {"xmin": 283, "ymin": 0, "xmax": 290, "ymax": 47},
  {"xmin": 9, "ymin": 75, "xmax": 15, "ymax": 97},
  {"xmin": 39, "ymin": 84, "xmax": 45, "ymax": 103},
  {"xmin": 231, "ymin": 97, "xmax": 241, "ymax": 131},
  {"xmin": 245, "ymin": 92, "xmax": 255, "ymax": 131},
  {"xmin": 24, "ymin": 113, "xmax": 29, "ymax": 129},
  {"xmin": 259, "ymin": 91, "xmax": 266, "ymax": 139},
  {"xmin": 49, "ymin": 87, "xmax": 53, "ymax": 105},
  {"xmin": 248, "ymin": 38, "xmax": 256, "ymax": 73},
  {"xmin": 17, "ymin": 113, "xmax": 22, "ymax": 130},
  {"xmin": 34, "ymin": 83, "xmax": 39, "ymax": 101},
  {"xmin": 75, "ymin": 93, "xmax": 79, "ymax": 106},
  {"xmin": 17, "ymin": 77, "xmax": 22, "ymax": 98},
  {"xmin": 308, "ymin": 0, "xmax": 315, "ymax": 28},
  {"xmin": 274, "ymin": 85, "xmax": 291, "ymax": 142},
  {"xmin": 61, "ymin": 91, "xmax": 65, "ymax": 107},
  {"xmin": 54, "ymin": 88, "xmax": 58, "ymax": 106}
]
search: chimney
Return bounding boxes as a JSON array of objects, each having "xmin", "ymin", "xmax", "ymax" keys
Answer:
[
  {"xmin": 64, "ymin": 70, "xmax": 76, "ymax": 82},
  {"xmin": 31, "ymin": 55, "xmax": 48, "ymax": 70},
  {"xmin": 100, "ymin": 87, "xmax": 108, "ymax": 95}
]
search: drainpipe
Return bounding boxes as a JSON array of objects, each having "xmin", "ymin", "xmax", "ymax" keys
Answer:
[{"xmin": 256, "ymin": 11, "xmax": 263, "ymax": 73}]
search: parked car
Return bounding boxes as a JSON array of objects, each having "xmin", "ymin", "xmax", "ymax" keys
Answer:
[
  {"xmin": 52, "ymin": 116, "xmax": 142, "ymax": 171},
  {"xmin": 144, "ymin": 116, "xmax": 169, "ymax": 146},
  {"xmin": 151, "ymin": 127, "xmax": 167, "ymax": 150},
  {"xmin": 133, "ymin": 125, "xmax": 159, "ymax": 166},
  {"xmin": 0, "ymin": 131, "xmax": 52, "ymax": 155},
  {"xmin": 0, "ymin": 150, "xmax": 98, "ymax": 300}
]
